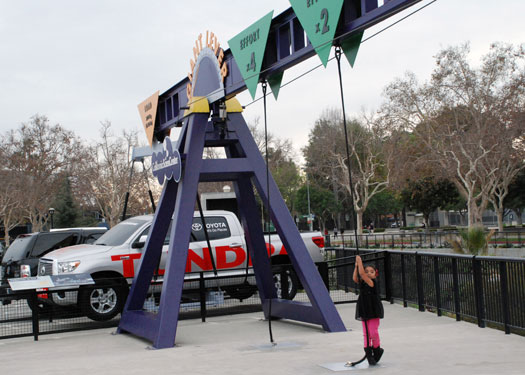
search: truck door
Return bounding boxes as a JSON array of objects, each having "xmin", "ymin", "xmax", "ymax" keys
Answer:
[{"xmin": 187, "ymin": 216, "xmax": 246, "ymax": 274}]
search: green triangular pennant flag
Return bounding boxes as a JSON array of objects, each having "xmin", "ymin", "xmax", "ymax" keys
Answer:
[
  {"xmin": 341, "ymin": 31, "xmax": 364, "ymax": 68},
  {"xmin": 228, "ymin": 11, "xmax": 274, "ymax": 99},
  {"xmin": 267, "ymin": 71, "xmax": 284, "ymax": 100},
  {"xmin": 289, "ymin": 0, "xmax": 344, "ymax": 67}
]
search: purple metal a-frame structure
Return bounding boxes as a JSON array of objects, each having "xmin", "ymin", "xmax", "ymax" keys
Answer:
[
  {"xmin": 118, "ymin": 0, "xmax": 423, "ymax": 349},
  {"xmin": 118, "ymin": 87, "xmax": 346, "ymax": 349}
]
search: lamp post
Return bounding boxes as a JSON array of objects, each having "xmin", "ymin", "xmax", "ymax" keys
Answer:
[
  {"xmin": 49, "ymin": 207, "xmax": 55, "ymax": 229},
  {"xmin": 305, "ymin": 171, "xmax": 313, "ymax": 232}
]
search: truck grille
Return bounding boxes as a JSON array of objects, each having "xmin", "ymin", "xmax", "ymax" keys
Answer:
[{"xmin": 38, "ymin": 260, "xmax": 53, "ymax": 276}]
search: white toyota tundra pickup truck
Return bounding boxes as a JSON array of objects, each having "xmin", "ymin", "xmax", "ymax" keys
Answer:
[{"xmin": 38, "ymin": 210, "xmax": 325, "ymax": 321}]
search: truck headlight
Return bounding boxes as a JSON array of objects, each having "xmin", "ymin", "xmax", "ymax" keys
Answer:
[
  {"xmin": 58, "ymin": 261, "xmax": 81, "ymax": 273},
  {"xmin": 20, "ymin": 265, "xmax": 31, "ymax": 278}
]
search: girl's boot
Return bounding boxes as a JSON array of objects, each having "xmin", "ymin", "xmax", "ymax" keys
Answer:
[
  {"xmin": 365, "ymin": 347, "xmax": 377, "ymax": 365},
  {"xmin": 373, "ymin": 347, "xmax": 384, "ymax": 363}
]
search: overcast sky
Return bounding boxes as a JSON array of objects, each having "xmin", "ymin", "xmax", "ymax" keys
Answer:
[{"xmin": 1, "ymin": 0, "xmax": 524, "ymax": 160}]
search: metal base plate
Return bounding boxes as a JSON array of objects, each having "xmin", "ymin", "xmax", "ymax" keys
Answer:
[
  {"xmin": 246, "ymin": 341, "xmax": 303, "ymax": 351},
  {"xmin": 319, "ymin": 362, "xmax": 386, "ymax": 371}
]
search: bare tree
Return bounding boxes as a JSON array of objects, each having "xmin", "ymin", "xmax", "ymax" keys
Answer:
[
  {"xmin": 341, "ymin": 115, "xmax": 394, "ymax": 234},
  {"xmin": 0, "ymin": 170, "xmax": 24, "ymax": 246},
  {"xmin": 382, "ymin": 43, "xmax": 525, "ymax": 227},
  {"xmin": 248, "ymin": 118, "xmax": 301, "ymax": 213},
  {"xmin": 1, "ymin": 115, "xmax": 82, "ymax": 232},
  {"xmin": 304, "ymin": 109, "xmax": 393, "ymax": 234},
  {"xmin": 83, "ymin": 121, "xmax": 143, "ymax": 227},
  {"xmin": 303, "ymin": 109, "xmax": 347, "ymax": 229},
  {"xmin": 482, "ymin": 113, "xmax": 525, "ymax": 230}
]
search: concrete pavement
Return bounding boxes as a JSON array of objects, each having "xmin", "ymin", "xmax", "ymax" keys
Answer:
[{"xmin": 0, "ymin": 302, "xmax": 523, "ymax": 375}]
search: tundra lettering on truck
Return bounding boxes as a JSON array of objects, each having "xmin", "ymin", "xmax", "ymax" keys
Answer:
[
  {"xmin": 38, "ymin": 211, "xmax": 325, "ymax": 322},
  {"xmin": 110, "ymin": 242, "xmax": 290, "ymax": 277}
]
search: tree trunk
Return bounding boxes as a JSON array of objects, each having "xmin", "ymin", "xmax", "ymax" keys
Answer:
[
  {"xmin": 356, "ymin": 209, "xmax": 364, "ymax": 235},
  {"xmin": 467, "ymin": 199, "xmax": 483, "ymax": 227},
  {"xmin": 424, "ymin": 214, "xmax": 430, "ymax": 231},
  {"xmin": 496, "ymin": 206, "xmax": 504, "ymax": 232},
  {"xmin": 3, "ymin": 227, "xmax": 10, "ymax": 247}
]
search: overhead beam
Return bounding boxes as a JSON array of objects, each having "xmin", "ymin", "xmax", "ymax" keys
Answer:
[{"xmin": 155, "ymin": 0, "xmax": 421, "ymax": 137}]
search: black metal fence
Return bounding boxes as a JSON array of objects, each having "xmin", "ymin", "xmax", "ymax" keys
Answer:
[
  {"xmin": 325, "ymin": 247, "xmax": 525, "ymax": 335},
  {"xmin": 327, "ymin": 229, "xmax": 525, "ymax": 250},
  {"xmin": 2, "ymin": 249, "xmax": 524, "ymax": 341},
  {"xmin": 0, "ymin": 260, "xmax": 365, "ymax": 341},
  {"xmin": 388, "ymin": 250, "xmax": 525, "ymax": 334}
]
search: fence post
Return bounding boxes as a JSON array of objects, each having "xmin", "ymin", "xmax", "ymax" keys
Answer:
[
  {"xmin": 499, "ymin": 261, "xmax": 511, "ymax": 334},
  {"xmin": 343, "ymin": 254, "xmax": 349, "ymax": 293},
  {"xmin": 391, "ymin": 235, "xmax": 394, "ymax": 249},
  {"xmin": 472, "ymin": 256, "xmax": 486, "ymax": 328},
  {"xmin": 401, "ymin": 253, "xmax": 407, "ymax": 308},
  {"xmin": 281, "ymin": 266, "xmax": 289, "ymax": 299},
  {"xmin": 199, "ymin": 272, "xmax": 207, "ymax": 322},
  {"xmin": 416, "ymin": 252, "xmax": 425, "ymax": 312},
  {"xmin": 452, "ymin": 258, "xmax": 461, "ymax": 321},
  {"xmin": 433, "ymin": 257, "xmax": 442, "ymax": 316},
  {"xmin": 317, "ymin": 262, "xmax": 330, "ymax": 290},
  {"xmin": 29, "ymin": 291, "xmax": 40, "ymax": 341},
  {"xmin": 384, "ymin": 251, "xmax": 393, "ymax": 303}
]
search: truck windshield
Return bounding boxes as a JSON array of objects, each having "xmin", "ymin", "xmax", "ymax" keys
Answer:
[
  {"xmin": 2, "ymin": 235, "xmax": 35, "ymax": 263},
  {"xmin": 94, "ymin": 218, "xmax": 150, "ymax": 247}
]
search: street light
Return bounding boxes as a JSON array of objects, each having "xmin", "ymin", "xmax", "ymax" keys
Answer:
[
  {"xmin": 305, "ymin": 171, "xmax": 313, "ymax": 232},
  {"xmin": 49, "ymin": 207, "xmax": 55, "ymax": 229}
]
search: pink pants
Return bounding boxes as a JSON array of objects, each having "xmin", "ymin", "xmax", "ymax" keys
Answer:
[{"xmin": 362, "ymin": 318, "xmax": 380, "ymax": 348}]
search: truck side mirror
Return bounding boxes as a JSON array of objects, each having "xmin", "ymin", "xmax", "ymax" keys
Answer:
[{"xmin": 132, "ymin": 235, "xmax": 148, "ymax": 249}]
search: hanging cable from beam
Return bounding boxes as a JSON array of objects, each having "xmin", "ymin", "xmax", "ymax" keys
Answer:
[{"xmin": 262, "ymin": 80, "xmax": 276, "ymax": 346}]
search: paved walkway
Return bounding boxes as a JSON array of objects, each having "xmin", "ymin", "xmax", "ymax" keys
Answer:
[{"xmin": 1, "ymin": 303, "xmax": 523, "ymax": 375}]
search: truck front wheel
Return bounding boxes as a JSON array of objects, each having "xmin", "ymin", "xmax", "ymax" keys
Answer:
[
  {"xmin": 79, "ymin": 278, "xmax": 128, "ymax": 321},
  {"xmin": 272, "ymin": 266, "xmax": 298, "ymax": 300}
]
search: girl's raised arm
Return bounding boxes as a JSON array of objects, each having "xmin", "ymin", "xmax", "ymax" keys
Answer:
[
  {"xmin": 356, "ymin": 256, "xmax": 374, "ymax": 287},
  {"xmin": 353, "ymin": 259, "xmax": 359, "ymax": 283}
]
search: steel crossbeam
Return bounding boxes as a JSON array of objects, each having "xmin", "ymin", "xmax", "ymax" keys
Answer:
[{"xmin": 155, "ymin": 0, "xmax": 421, "ymax": 137}]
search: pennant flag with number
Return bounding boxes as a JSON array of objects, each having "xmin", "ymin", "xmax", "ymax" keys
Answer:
[
  {"xmin": 228, "ymin": 11, "xmax": 274, "ymax": 99},
  {"xmin": 289, "ymin": 0, "xmax": 344, "ymax": 67},
  {"xmin": 341, "ymin": 31, "xmax": 364, "ymax": 68},
  {"xmin": 268, "ymin": 71, "xmax": 284, "ymax": 100}
]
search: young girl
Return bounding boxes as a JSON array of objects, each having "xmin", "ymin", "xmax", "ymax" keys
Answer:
[{"xmin": 350, "ymin": 255, "xmax": 384, "ymax": 366}]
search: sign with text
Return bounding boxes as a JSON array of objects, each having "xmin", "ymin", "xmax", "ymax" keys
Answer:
[
  {"xmin": 289, "ymin": 0, "xmax": 344, "ymax": 67},
  {"xmin": 151, "ymin": 136, "xmax": 182, "ymax": 185},
  {"xmin": 138, "ymin": 91, "xmax": 159, "ymax": 146},
  {"xmin": 228, "ymin": 11, "xmax": 274, "ymax": 99},
  {"xmin": 8, "ymin": 276, "xmax": 54, "ymax": 291},
  {"xmin": 8, "ymin": 274, "xmax": 95, "ymax": 291},
  {"xmin": 51, "ymin": 274, "xmax": 94, "ymax": 287}
]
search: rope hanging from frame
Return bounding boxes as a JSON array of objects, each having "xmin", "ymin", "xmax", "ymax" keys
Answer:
[
  {"xmin": 262, "ymin": 80, "xmax": 276, "ymax": 345},
  {"xmin": 334, "ymin": 46, "xmax": 369, "ymax": 367}
]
